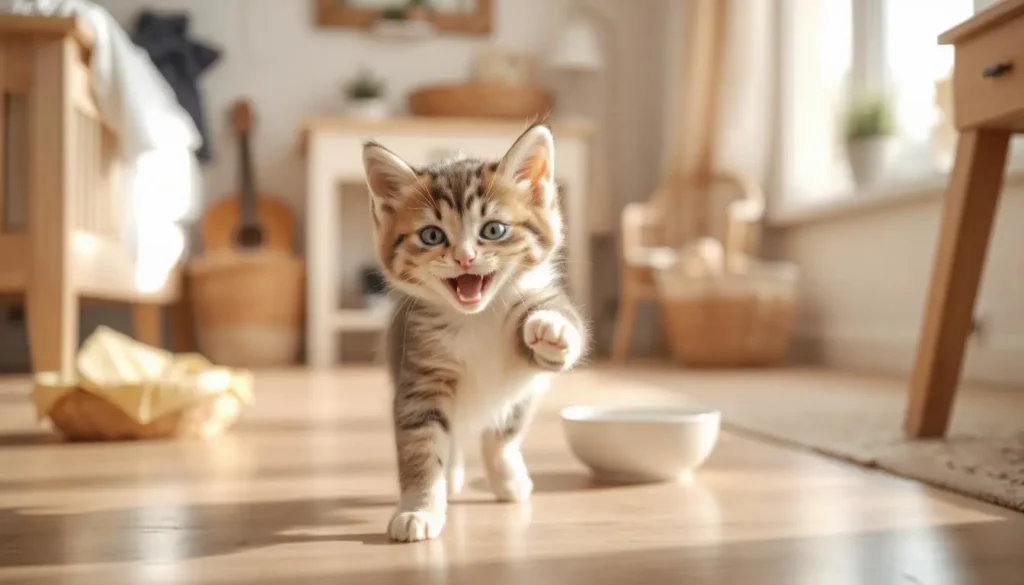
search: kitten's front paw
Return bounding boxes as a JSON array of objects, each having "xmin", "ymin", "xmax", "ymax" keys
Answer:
[
  {"xmin": 523, "ymin": 310, "xmax": 582, "ymax": 370},
  {"xmin": 387, "ymin": 509, "xmax": 446, "ymax": 543},
  {"xmin": 490, "ymin": 470, "xmax": 534, "ymax": 503}
]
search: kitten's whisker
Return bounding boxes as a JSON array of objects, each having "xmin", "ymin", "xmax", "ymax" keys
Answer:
[
  {"xmin": 499, "ymin": 266, "xmax": 528, "ymax": 309},
  {"xmin": 410, "ymin": 177, "xmax": 436, "ymax": 214}
]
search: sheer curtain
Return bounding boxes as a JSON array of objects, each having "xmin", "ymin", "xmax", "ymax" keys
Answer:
[
  {"xmin": 657, "ymin": 0, "xmax": 775, "ymax": 238},
  {"xmin": 713, "ymin": 0, "xmax": 775, "ymax": 192}
]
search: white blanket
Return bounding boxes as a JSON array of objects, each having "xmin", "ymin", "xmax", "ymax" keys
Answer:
[{"xmin": 5, "ymin": 0, "xmax": 201, "ymax": 293}]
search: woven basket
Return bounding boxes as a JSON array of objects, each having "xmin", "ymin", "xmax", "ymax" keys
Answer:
[
  {"xmin": 408, "ymin": 82, "xmax": 553, "ymax": 119},
  {"xmin": 46, "ymin": 389, "xmax": 244, "ymax": 441},
  {"xmin": 655, "ymin": 262, "xmax": 799, "ymax": 367},
  {"xmin": 188, "ymin": 250, "xmax": 305, "ymax": 367}
]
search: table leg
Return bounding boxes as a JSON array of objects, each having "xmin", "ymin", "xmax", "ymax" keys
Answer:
[
  {"xmin": 168, "ymin": 269, "xmax": 196, "ymax": 352},
  {"xmin": 27, "ymin": 39, "xmax": 77, "ymax": 379},
  {"xmin": 131, "ymin": 303, "xmax": 163, "ymax": 348},
  {"xmin": 904, "ymin": 129, "xmax": 1010, "ymax": 439},
  {"xmin": 306, "ymin": 138, "xmax": 338, "ymax": 369}
]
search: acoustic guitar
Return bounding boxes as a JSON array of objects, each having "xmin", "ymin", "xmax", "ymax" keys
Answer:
[{"xmin": 201, "ymin": 99, "xmax": 295, "ymax": 253}]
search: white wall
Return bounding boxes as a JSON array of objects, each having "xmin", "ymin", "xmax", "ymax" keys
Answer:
[
  {"xmin": 96, "ymin": 0, "xmax": 568, "ymax": 226},
  {"xmin": 90, "ymin": 0, "xmax": 667, "ymax": 244},
  {"xmin": 0, "ymin": 0, "xmax": 672, "ymax": 369},
  {"xmin": 775, "ymin": 186, "xmax": 1024, "ymax": 386}
]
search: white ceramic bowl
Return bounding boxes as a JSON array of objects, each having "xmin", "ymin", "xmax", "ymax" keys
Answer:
[{"xmin": 561, "ymin": 405, "xmax": 721, "ymax": 483}]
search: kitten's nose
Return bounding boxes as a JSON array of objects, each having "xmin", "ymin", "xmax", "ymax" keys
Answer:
[{"xmin": 454, "ymin": 247, "xmax": 476, "ymax": 269}]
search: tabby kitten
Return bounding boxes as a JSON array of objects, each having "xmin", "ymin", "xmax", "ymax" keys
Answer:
[{"xmin": 362, "ymin": 124, "xmax": 589, "ymax": 543}]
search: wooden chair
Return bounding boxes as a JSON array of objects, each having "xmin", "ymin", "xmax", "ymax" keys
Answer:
[
  {"xmin": 611, "ymin": 172, "xmax": 764, "ymax": 362},
  {"xmin": 0, "ymin": 16, "xmax": 187, "ymax": 378}
]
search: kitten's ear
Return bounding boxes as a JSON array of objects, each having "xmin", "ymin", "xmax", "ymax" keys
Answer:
[
  {"xmin": 363, "ymin": 141, "xmax": 417, "ymax": 202},
  {"xmin": 497, "ymin": 124, "xmax": 556, "ymax": 204}
]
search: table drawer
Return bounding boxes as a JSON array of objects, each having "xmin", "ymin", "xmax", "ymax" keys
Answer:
[{"xmin": 954, "ymin": 14, "xmax": 1024, "ymax": 129}]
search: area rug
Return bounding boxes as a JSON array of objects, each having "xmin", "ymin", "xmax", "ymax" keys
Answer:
[{"xmin": 607, "ymin": 367, "xmax": 1024, "ymax": 513}]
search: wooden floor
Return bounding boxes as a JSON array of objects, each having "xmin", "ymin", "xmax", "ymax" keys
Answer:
[{"xmin": 1, "ymin": 366, "xmax": 1023, "ymax": 584}]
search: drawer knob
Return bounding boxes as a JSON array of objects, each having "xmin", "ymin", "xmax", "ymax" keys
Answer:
[{"xmin": 982, "ymin": 62, "xmax": 1014, "ymax": 78}]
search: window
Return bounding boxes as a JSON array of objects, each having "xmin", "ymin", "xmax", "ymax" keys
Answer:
[{"xmin": 777, "ymin": 0, "xmax": 974, "ymax": 207}]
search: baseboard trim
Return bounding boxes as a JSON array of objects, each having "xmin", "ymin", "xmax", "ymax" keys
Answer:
[{"xmin": 794, "ymin": 328, "xmax": 1024, "ymax": 387}]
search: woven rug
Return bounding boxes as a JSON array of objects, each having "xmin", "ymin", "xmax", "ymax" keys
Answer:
[{"xmin": 607, "ymin": 367, "xmax": 1024, "ymax": 513}]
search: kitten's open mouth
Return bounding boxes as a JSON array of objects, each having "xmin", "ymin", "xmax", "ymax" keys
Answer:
[{"xmin": 444, "ymin": 273, "xmax": 495, "ymax": 305}]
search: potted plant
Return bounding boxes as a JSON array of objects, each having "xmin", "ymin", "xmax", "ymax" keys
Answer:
[
  {"xmin": 844, "ymin": 94, "xmax": 895, "ymax": 188},
  {"xmin": 344, "ymin": 68, "xmax": 389, "ymax": 120},
  {"xmin": 373, "ymin": 2, "xmax": 435, "ymax": 38},
  {"xmin": 380, "ymin": 5, "xmax": 408, "ymax": 21},
  {"xmin": 404, "ymin": 0, "xmax": 432, "ymax": 22}
]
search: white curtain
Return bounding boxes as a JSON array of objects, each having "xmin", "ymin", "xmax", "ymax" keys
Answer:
[
  {"xmin": 656, "ymin": 0, "xmax": 776, "ymax": 245},
  {"xmin": 714, "ymin": 0, "xmax": 775, "ymax": 191},
  {"xmin": 660, "ymin": 0, "xmax": 775, "ymax": 193}
]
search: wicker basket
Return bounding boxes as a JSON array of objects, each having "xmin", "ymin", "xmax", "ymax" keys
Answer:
[
  {"xmin": 188, "ymin": 250, "xmax": 305, "ymax": 367},
  {"xmin": 45, "ymin": 387, "xmax": 245, "ymax": 441},
  {"xmin": 654, "ymin": 261, "xmax": 799, "ymax": 367},
  {"xmin": 408, "ymin": 82, "xmax": 553, "ymax": 119},
  {"xmin": 32, "ymin": 327, "xmax": 255, "ymax": 442}
]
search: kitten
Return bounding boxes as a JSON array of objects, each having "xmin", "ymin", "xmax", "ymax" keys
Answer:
[{"xmin": 362, "ymin": 124, "xmax": 589, "ymax": 543}]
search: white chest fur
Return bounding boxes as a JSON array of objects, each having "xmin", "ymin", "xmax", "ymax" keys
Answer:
[{"xmin": 439, "ymin": 307, "xmax": 551, "ymax": 438}]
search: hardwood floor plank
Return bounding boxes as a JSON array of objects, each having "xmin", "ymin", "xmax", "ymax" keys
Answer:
[{"xmin": 0, "ymin": 368, "xmax": 1021, "ymax": 584}]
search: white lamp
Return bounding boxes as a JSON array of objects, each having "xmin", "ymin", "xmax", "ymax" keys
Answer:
[{"xmin": 550, "ymin": 13, "xmax": 604, "ymax": 72}]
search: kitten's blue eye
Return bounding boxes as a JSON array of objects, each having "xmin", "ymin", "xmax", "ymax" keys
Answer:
[
  {"xmin": 418, "ymin": 226, "xmax": 447, "ymax": 246},
  {"xmin": 480, "ymin": 221, "xmax": 509, "ymax": 241}
]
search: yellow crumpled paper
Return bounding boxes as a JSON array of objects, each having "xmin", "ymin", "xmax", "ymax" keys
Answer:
[{"xmin": 33, "ymin": 326, "xmax": 254, "ymax": 425}]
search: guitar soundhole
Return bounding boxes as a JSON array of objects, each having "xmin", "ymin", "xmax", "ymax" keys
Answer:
[{"xmin": 235, "ymin": 224, "xmax": 265, "ymax": 248}]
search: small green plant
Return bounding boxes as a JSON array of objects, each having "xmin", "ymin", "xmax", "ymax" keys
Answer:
[
  {"xmin": 345, "ymin": 68, "xmax": 385, "ymax": 100},
  {"xmin": 380, "ymin": 6, "xmax": 407, "ymax": 20},
  {"xmin": 844, "ymin": 94, "xmax": 894, "ymax": 141}
]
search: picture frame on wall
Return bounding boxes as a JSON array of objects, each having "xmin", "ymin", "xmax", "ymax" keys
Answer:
[{"xmin": 314, "ymin": 0, "xmax": 493, "ymax": 36}]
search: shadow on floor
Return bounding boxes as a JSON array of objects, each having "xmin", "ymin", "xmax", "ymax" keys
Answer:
[
  {"xmin": 0, "ymin": 495, "xmax": 395, "ymax": 567},
  {"xmin": 225, "ymin": 518, "xmax": 1024, "ymax": 585},
  {"xmin": 467, "ymin": 470, "xmax": 645, "ymax": 494},
  {"xmin": 0, "ymin": 432, "xmax": 60, "ymax": 447},
  {"xmin": 232, "ymin": 417, "xmax": 389, "ymax": 435},
  {"xmin": 0, "ymin": 472, "xmax": 649, "ymax": 566},
  {"xmin": 8, "ymin": 516, "xmax": 1023, "ymax": 584},
  {"xmin": 0, "ymin": 458, "xmax": 397, "ymax": 493}
]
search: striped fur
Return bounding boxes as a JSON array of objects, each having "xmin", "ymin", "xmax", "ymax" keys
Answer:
[{"xmin": 363, "ymin": 125, "xmax": 589, "ymax": 542}]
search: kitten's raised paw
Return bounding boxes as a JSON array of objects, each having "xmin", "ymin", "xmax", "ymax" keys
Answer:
[
  {"xmin": 523, "ymin": 310, "xmax": 582, "ymax": 370},
  {"xmin": 387, "ymin": 510, "xmax": 445, "ymax": 543},
  {"xmin": 489, "ymin": 471, "xmax": 534, "ymax": 503}
]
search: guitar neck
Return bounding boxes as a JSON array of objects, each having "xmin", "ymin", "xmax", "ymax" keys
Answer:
[{"xmin": 237, "ymin": 129, "xmax": 259, "ymax": 226}]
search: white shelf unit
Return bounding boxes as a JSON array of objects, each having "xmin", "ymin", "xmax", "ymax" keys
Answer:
[{"xmin": 332, "ymin": 308, "xmax": 389, "ymax": 332}]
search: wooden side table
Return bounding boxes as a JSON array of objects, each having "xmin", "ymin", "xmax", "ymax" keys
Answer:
[{"xmin": 905, "ymin": 0, "xmax": 1024, "ymax": 438}]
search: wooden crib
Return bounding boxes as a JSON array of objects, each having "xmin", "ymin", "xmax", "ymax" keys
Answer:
[{"xmin": 0, "ymin": 16, "xmax": 185, "ymax": 378}]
